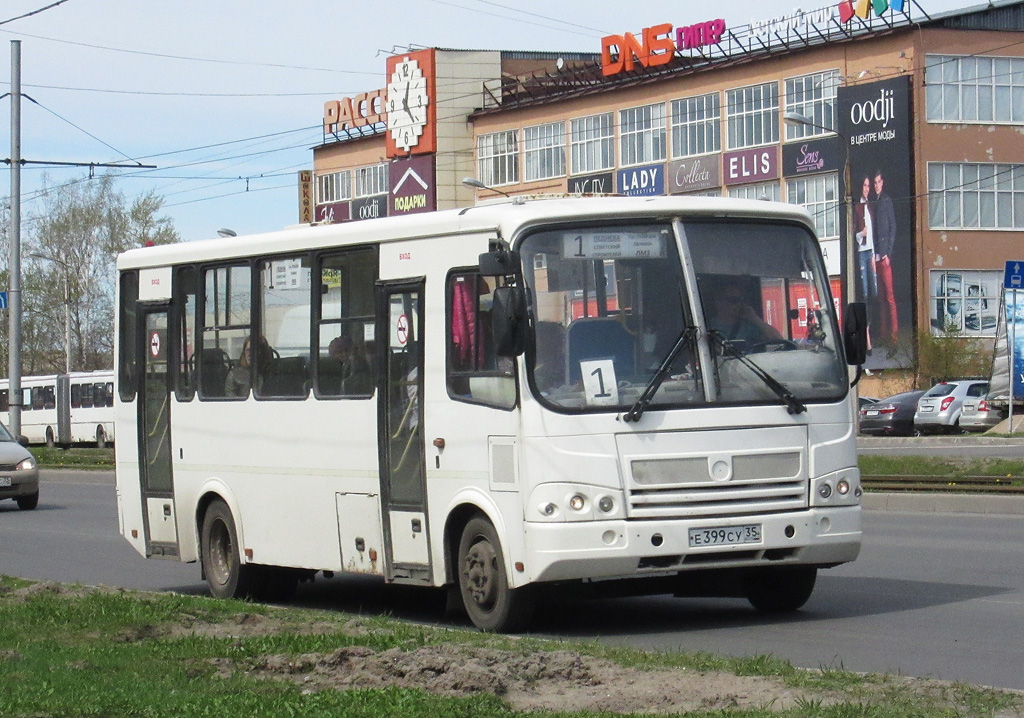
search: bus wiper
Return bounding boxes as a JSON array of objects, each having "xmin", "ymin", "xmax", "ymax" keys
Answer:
[
  {"xmin": 707, "ymin": 331, "xmax": 807, "ymax": 415},
  {"xmin": 624, "ymin": 326, "xmax": 698, "ymax": 423}
]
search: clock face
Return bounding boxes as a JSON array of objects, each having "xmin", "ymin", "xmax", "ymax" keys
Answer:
[{"xmin": 386, "ymin": 58, "xmax": 429, "ymax": 152}]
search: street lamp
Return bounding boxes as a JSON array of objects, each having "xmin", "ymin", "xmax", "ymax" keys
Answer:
[
  {"xmin": 783, "ymin": 111, "xmax": 855, "ymax": 310},
  {"xmin": 28, "ymin": 252, "xmax": 71, "ymax": 374}
]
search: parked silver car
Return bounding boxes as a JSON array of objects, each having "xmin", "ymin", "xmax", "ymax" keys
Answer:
[
  {"xmin": 0, "ymin": 421, "xmax": 38, "ymax": 510},
  {"xmin": 914, "ymin": 380, "xmax": 989, "ymax": 434},
  {"xmin": 960, "ymin": 393, "xmax": 1005, "ymax": 432}
]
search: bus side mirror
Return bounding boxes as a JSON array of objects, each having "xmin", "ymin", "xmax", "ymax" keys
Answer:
[
  {"xmin": 843, "ymin": 302, "xmax": 868, "ymax": 365},
  {"xmin": 479, "ymin": 249, "xmax": 521, "ymax": 277},
  {"xmin": 491, "ymin": 286, "xmax": 527, "ymax": 357}
]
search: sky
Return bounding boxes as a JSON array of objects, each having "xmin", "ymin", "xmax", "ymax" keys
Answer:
[{"xmin": 0, "ymin": 0, "xmax": 974, "ymax": 243}]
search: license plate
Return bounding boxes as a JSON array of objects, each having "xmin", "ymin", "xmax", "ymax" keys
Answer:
[
  {"xmin": 866, "ymin": 410, "xmax": 879, "ymax": 416},
  {"xmin": 689, "ymin": 524, "xmax": 761, "ymax": 548},
  {"xmin": 0, "ymin": 476, "xmax": 11, "ymax": 487},
  {"xmin": 920, "ymin": 406, "xmax": 934, "ymax": 413}
]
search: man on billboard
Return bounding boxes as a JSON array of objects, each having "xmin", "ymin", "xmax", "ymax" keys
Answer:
[{"xmin": 872, "ymin": 170, "xmax": 898, "ymax": 345}]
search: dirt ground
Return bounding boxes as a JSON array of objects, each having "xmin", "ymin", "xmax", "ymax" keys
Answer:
[{"xmin": 11, "ymin": 584, "xmax": 1024, "ymax": 716}]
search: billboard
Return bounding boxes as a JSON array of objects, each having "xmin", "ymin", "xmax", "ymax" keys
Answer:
[{"xmin": 838, "ymin": 76, "xmax": 913, "ymax": 369}]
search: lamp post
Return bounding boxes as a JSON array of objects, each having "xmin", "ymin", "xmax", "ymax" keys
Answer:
[
  {"xmin": 28, "ymin": 252, "xmax": 71, "ymax": 374},
  {"xmin": 783, "ymin": 111, "xmax": 855, "ymax": 310}
]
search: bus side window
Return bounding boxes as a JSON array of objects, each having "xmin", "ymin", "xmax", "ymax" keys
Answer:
[
  {"xmin": 0, "ymin": 389, "xmax": 7, "ymax": 413},
  {"xmin": 200, "ymin": 264, "xmax": 251, "ymax": 399},
  {"xmin": 446, "ymin": 271, "xmax": 515, "ymax": 409},
  {"xmin": 257, "ymin": 256, "xmax": 312, "ymax": 399},
  {"xmin": 118, "ymin": 270, "xmax": 139, "ymax": 402},
  {"xmin": 174, "ymin": 265, "xmax": 198, "ymax": 401},
  {"xmin": 315, "ymin": 249, "xmax": 376, "ymax": 399},
  {"xmin": 71, "ymin": 384, "xmax": 82, "ymax": 409}
]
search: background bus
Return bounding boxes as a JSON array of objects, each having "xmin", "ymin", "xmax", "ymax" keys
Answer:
[
  {"xmin": 115, "ymin": 196, "xmax": 866, "ymax": 631},
  {"xmin": 0, "ymin": 371, "xmax": 115, "ymax": 447}
]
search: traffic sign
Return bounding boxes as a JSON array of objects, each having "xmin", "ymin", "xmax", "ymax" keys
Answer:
[
  {"xmin": 1004, "ymin": 260, "xmax": 1024, "ymax": 289},
  {"xmin": 0, "ymin": 291, "xmax": 7, "ymax": 309}
]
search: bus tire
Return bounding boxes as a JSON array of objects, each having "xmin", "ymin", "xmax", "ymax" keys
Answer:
[
  {"xmin": 200, "ymin": 499, "xmax": 256, "ymax": 600},
  {"xmin": 457, "ymin": 516, "xmax": 535, "ymax": 632},
  {"xmin": 744, "ymin": 566, "xmax": 817, "ymax": 613},
  {"xmin": 45, "ymin": 427, "xmax": 55, "ymax": 449},
  {"xmin": 96, "ymin": 426, "xmax": 107, "ymax": 449}
]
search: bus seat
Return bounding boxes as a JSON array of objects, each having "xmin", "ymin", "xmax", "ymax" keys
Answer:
[
  {"xmin": 200, "ymin": 348, "xmax": 229, "ymax": 397},
  {"xmin": 262, "ymin": 356, "xmax": 308, "ymax": 397},
  {"xmin": 567, "ymin": 318, "xmax": 635, "ymax": 383}
]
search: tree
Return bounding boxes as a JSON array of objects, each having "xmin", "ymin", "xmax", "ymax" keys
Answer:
[
  {"xmin": 915, "ymin": 319, "xmax": 990, "ymax": 388},
  {"xmin": 1, "ymin": 174, "xmax": 179, "ymax": 375}
]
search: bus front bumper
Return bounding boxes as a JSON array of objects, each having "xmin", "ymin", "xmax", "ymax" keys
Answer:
[{"xmin": 521, "ymin": 505, "xmax": 860, "ymax": 584}]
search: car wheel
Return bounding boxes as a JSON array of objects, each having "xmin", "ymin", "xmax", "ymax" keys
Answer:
[
  {"xmin": 200, "ymin": 499, "xmax": 257, "ymax": 599},
  {"xmin": 458, "ymin": 516, "xmax": 535, "ymax": 632},
  {"xmin": 744, "ymin": 566, "xmax": 817, "ymax": 613},
  {"xmin": 16, "ymin": 491, "xmax": 39, "ymax": 511}
]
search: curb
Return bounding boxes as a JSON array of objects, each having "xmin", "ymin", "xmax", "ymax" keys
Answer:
[{"xmin": 862, "ymin": 492, "xmax": 1024, "ymax": 515}]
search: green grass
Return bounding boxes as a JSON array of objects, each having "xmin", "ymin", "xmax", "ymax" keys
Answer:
[
  {"xmin": 859, "ymin": 454, "xmax": 1024, "ymax": 482},
  {"xmin": 28, "ymin": 446, "xmax": 114, "ymax": 469},
  {"xmin": 0, "ymin": 578, "xmax": 1020, "ymax": 718}
]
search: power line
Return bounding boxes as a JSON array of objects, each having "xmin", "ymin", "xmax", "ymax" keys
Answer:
[{"xmin": 0, "ymin": 0, "xmax": 73, "ymax": 27}]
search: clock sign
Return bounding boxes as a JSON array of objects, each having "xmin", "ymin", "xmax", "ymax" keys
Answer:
[{"xmin": 384, "ymin": 49, "xmax": 435, "ymax": 158}]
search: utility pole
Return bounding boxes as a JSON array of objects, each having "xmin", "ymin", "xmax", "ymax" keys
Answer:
[{"xmin": 8, "ymin": 40, "xmax": 22, "ymax": 436}]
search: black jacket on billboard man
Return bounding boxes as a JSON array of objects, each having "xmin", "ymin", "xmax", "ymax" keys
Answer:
[{"xmin": 871, "ymin": 170, "xmax": 898, "ymax": 344}]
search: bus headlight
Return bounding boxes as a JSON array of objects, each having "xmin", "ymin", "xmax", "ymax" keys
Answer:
[
  {"xmin": 818, "ymin": 483, "xmax": 832, "ymax": 499},
  {"xmin": 528, "ymin": 484, "xmax": 625, "ymax": 522},
  {"xmin": 569, "ymin": 494, "xmax": 586, "ymax": 511},
  {"xmin": 811, "ymin": 470, "xmax": 861, "ymax": 506},
  {"xmin": 837, "ymin": 479, "xmax": 850, "ymax": 495},
  {"xmin": 597, "ymin": 495, "xmax": 614, "ymax": 513}
]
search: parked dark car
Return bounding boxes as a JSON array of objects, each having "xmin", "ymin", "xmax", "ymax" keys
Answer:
[{"xmin": 859, "ymin": 390, "xmax": 925, "ymax": 436}]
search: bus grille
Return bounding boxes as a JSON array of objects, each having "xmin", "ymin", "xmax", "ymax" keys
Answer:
[{"xmin": 627, "ymin": 451, "xmax": 808, "ymax": 519}]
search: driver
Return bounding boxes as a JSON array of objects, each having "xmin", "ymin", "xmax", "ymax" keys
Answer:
[{"xmin": 707, "ymin": 281, "xmax": 783, "ymax": 347}]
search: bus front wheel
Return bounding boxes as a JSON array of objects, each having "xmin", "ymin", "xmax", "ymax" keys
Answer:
[
  {"xmin": 201, "ymin": 499, "xmax": 256, "ymax": 599},
  {"xmin": 744, "ymin": 566, "xmax": 817, "ymax": 613},
  {"xmin": 457, "ymin": 516, "xmax": 535, "ymax": 632}
]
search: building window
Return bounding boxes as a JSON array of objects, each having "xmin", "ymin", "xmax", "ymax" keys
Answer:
[
  {"xmin": 570, "ymin": 113, "xmax": 615, "ymax": 174},
  {"xmin": 926, "ymin": 55, "xmax": 1024, "ymax": 124},
  {"xmin": 726, "ymin": 82, "xmax": 779, "ymax": 150},
  {"xmin": 670, "ymin": 93, "xmax": 721, "ymax": 158},
  {"xmin": 619, "ymin": 103, "xmax": 667, "ymax": 167},
  {"xmin": 728, "ymin": 181, "xmax": 780, "ymax": 202},
  {"xmin": 524, "ymin": 121, "xmax": 566, "ymax": 181},
  {"xmin": 316, "ymin": 170, "xmax": 351, "ymax": 204},
  {"xmin": 478, "ymin": 130, "xmax": 519, "ymax": 187},
  {"xmin": 784, "ymin": 70, "xmax": 839, "ymax": 140},
  {"xmin": 355, "ymin": 163, "xmax": 388, "ymax": 197},
  {"xmin": 930, "ymin": 269, "xmax": 1000, "ymax": 336},
  {"xmin": 928, "ymin": 162, "xmax": 1024, "ymax": 229},
  {"xmin": 786, "ymin": 173, "xmax": 839, "ymax": 239}
]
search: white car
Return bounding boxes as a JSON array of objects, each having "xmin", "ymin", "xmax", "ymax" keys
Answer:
[
  {"xmin": 914, "ymin": 380, "xmax": 989, "ymax": 434},
  {"xmin": 0, "ymin": 421, "xmax": 39, "ymax": 510}
]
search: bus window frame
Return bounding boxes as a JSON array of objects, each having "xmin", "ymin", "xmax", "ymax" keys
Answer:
[{"xmin": 198, "ymin": 261, "xmax": 254, "ymax": 401}]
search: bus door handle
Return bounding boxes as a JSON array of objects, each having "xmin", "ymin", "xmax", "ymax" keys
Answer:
[{"xmin": 411, "ymin": 518, "xmax": 422, "ymax": 533}]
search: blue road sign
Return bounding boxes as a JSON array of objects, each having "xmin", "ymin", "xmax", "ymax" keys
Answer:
[
  {"xmin": 1005, "ymin": 261, "xmax": 1024, "ymax": 289},
  {"xmin": 0, "ymin": 291, "xmax": 7, "ymax": 309}
]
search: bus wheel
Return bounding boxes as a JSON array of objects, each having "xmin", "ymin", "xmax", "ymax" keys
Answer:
[
  {"xmin": 96, "ymin": 426, "xmax": 107, "ymax": 449},
  {"xmin": 457, "ymin": 516, "xmax": 535, "ymax": 632},
  {"xmin": 45, "ymin": 427, "xmax": 55, "ymax": 449},
  {"xmin": 201, "ymin": 499, "xmax": 255, "ymax": 599},
  {"xmin": 744, "ymin": 566, "xmax": 817, "ymax": 613}
]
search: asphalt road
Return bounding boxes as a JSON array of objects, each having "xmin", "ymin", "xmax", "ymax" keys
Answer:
[
  {"xmin": 2, "ymin": 470, "xmax": 1023, "ymax": 691},
  {"xmin": 858, "ymin": 434, "xmax": 1024, "ymax": 458}
]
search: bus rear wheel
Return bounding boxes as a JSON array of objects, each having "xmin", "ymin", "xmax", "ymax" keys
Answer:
[
  {"xmin": 96, "ymin": 426, "xmax": 107, "ymax": 449},
  {"xmin": 200, "ymin": 499, "xmax": 256, "ymax": 599},
  {"xmin": 744, "ymin": 566, "xmax": 817, "ymax": 613},
  {"xmin": 457, "ymin": 516, "xmax": 535, "ymax": 632},
  {"xmin": 45, "ymin": 427, "xmax": 55, "ymax": 449}
]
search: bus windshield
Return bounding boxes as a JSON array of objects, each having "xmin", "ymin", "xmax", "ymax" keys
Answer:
[{"xmin": 519, "ymin": 219, "xmax": 847, "ymax": 412}]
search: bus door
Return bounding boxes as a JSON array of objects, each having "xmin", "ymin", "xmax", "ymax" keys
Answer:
[
  {"xmin": 377, "ymin": 281, "xmax": 430, "ymax": 582},
  {"xmin": 137, "ymin": 306, "xmax": 178, "ymax": 558}
]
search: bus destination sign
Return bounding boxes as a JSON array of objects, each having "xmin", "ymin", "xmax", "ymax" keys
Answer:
[{"xmin": 563, "ymin": 231, "xmax": 666, "ymax": 259}]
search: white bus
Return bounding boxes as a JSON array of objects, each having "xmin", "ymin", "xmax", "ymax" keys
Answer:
[
  {"xmin": 114, "ymin": 196, "xmax": 867, "ymax": 631},
  {"xmin": 0, "ymin": 371, "xmax": 115, "ymax": 448}
]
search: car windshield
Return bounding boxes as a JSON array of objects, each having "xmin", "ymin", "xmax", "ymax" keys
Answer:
[
  {"xmin": 519, "ymin": 219, "xmax": 848, "ymax": 413},
  {"xmin": 0, "ymin": 421, "xmax": 15, "ymax": 442}
]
